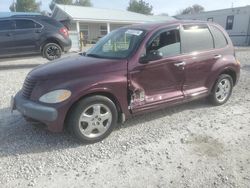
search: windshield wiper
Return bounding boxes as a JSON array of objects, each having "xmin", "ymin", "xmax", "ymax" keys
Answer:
[{"xmin": 86, "ymin": 53, "xmax": 103, "ymax": 58}]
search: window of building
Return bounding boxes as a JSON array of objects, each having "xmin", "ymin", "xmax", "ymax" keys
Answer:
[
  {"xmin": 0, "ymin": 20, "xmax": 14, "ymax": 31},
  {"xmin": 210, "ymin": 25, "xmax": 228, "ymax": 48},
  {"xmin": 80, "ymin": 24, "xmax": 89, "ymax": 38},
  {"xmin": 226, "ymin": 15, "xmax": 234, "ymax": 30},
  {"xmin": 181, "ymin": 24, "xmax": 214, "ymax": 53},
  {"xmin": 207, "ymin": 17, "xmax": 213, "ymax": 22},
  {"xmin": 100, "ymin": 25, "xmax": 108, "ymax": 36},
  {"xmin": 147, "ymin": 29, "xmax": 181, "ymax": 57}
]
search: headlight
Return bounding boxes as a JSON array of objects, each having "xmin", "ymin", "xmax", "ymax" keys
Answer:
[{"xmin": 39, "ymin": 90, "xmax": 71, "ymax": 104}]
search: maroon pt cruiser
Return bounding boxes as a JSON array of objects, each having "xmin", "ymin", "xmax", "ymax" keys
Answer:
[{"xmin": 12, "ymin": 20, "xmax": 240, "ymax": 143}]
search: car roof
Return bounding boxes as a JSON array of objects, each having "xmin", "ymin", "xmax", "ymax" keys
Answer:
[
  {"xmin": 0, "ymin": 12, "xmax": 41, "ymax": 18},
  {"xmin": 127, "ymin": 20, "xmax": 209, "ymax": 32},
  {"xmin": 0, "ymin": 12, "xmax": 52, "ymax": 21}
]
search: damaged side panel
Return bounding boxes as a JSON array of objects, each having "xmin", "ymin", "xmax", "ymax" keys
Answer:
[
  {"xmin": 128, "ymin": 60, "xmax": 185, "ymax": 112},
  {"xmin": 128, "ymin": 80, "xmax": 146, "ymax": 109}
]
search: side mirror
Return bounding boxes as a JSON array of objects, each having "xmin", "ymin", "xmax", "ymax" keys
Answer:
[
  {"xmin": 139, "ymin": 50, "xmax": 163, "ymax": 64},
  {"xmin": 79, "ymin": 51, "xmax": 86, "ymax": 56}
]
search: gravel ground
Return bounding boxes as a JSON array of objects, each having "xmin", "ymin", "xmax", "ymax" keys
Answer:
[{"xmin": 0, "ymin": 50, "xmax": 250, "ymax": 188}]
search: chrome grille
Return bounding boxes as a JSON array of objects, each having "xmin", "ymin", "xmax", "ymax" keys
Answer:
[{"xmin": 22, "ymin": 77, "xmax": 36, "ymax": 99}]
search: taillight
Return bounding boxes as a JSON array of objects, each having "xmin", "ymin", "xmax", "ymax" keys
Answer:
[{"xmin": 59, "ymin": 27, "xmax": 69, "ymax": 38}]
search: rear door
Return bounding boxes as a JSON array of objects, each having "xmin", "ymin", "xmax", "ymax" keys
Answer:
[
  {"xmin": 13, "ymin": 19, "xmax": 42, "ymax": 53},
  {"xmin": 180, "ymin": 24, "xmax": 218, "ymax": 99},
  {"xmin": 0, "ymin": 20, "xmax": 15, "ymax": 56},
  {"xmin": 129, "ymin": 26, "xmax": 185, "ymax": 112}
]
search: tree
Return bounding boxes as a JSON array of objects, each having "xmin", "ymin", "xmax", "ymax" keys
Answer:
[
  {"xmin": 9, "ymin": 0, "xmax": 41, "ymax": 12},
  {"xmin": 74, "ymin": 0, "xmax": 92, "ymax": 6},
  {"xmin": 50, "ymin": 0, "xmax": 73, "ymax": 10},
  {"xmin": 192, "ymin": 4, "xmax": 204, "ymax": 14},
  {"xmin": 177, "ymin": 4, "xmax": 204, "ymax": 15},
  {"xmin": 158, "ymin": 13, "xmax": 169, "ymax": 16},
  {"xmin": 127, "ymin": 0, "xmax": 153, "ymax": 15}
]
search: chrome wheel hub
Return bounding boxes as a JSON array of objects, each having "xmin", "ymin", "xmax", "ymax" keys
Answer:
[
  {"xmin": 215, "ymin": 78, "xmax": 231, "ymax": 102},
  {"xmin": 79, "ymin": 104, "xmax": 112, "ymax": 138}
]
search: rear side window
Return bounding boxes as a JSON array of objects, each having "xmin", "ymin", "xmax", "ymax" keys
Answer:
[
  {"xmin": 147, "ymin": 29, "xmax": 181, "ymax": 57},
  {"xmin": 0, "ymin": 20, "xmax": 14, "ymax": 31},
  {"xmin": 41, "ymin": 18, "xmax": 63, "ymax": 28},
  {"xmin": 15, "ymin": 19, "xmax": 36, "ymax": 29},
  {"xmin": 181, "ymin": 25, "xmax": 214, "ymax": 53},
  {"xmin": 209, "ymin": 25, "xmax": 228, "ymax": 48}
]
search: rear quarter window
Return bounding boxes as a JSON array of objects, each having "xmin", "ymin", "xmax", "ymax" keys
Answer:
[
  {"xmin": 209, "ymin": 25, "xmax": 228, "ymax": 48},
  {"xmin": 181, "ymin": 25, "xmax": 214, "ymax": 53},
  {"xmin": 41, "ymin": 18, "xmax": 63, "ymax": 28}
]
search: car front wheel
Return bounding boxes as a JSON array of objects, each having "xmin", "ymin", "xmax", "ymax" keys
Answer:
[
  {"xmin": 67, "ymin": 96, "xmax": 118, "ymax": 143},
  {"xmin": 209, "ymin": 74, "xmax": 233, "ymax": 105}
]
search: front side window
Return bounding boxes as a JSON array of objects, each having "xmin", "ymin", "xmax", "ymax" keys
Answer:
[
  {"xmin": 87, "ymin": 28, "xmax": 145, "ymax": 59},
  {"xmin": 181, "ymin": 25, "xmax": 214, "ymax": 53},
  {"xmin": 0, "ymin": 20, "xmax": 14, "ymax": 31},
  {"xmin": 226, "ymin": 15, "xmax": 234, "ymax": 30},
  {"xmin": 210, "ymin": 25, "xmax": 228, "ymax": 48},
  {"xmin": 147, "ymin": 29, "xmax": 181, "ymax": 57},
  {"xmin": 15, "ymin": 19, "xmax": 36, "ymax": 29}
]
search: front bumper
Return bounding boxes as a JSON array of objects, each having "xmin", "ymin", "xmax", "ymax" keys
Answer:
[{"xmin": 13, "ymin": 91, "xmax": 58, "ymax": 122}]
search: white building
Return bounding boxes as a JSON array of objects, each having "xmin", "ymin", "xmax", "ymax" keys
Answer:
[
  {"xmin": 177, "ymin": 5, "xmax": 250, "ymax": 46},
  {"xmin": 52, "ymin": 4, "xmax": 175, "ymax": 51}
]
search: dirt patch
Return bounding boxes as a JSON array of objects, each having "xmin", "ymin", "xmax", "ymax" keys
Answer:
[
  {"xmin": 185, "ymin": 134, "xmax": 224, "ymax": 157},
  {"xmin": 242, "ymin": 65, "xmax": 250, "ymax": 71}
]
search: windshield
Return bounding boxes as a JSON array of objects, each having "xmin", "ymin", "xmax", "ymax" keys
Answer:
[{"xmin": 86, "ymin": 28, "xmax": 145, "ymax": 59}]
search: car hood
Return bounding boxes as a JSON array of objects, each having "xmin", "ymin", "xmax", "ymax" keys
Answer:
[{"xmin": 28, "ymin": 55, "xmax": 127, "ymax": 80}]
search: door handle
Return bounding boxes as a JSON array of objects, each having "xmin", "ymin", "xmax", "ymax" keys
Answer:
[
  {"xmin": 35, "ymin": 29, "xmax": 42, "ymax": 33},
  {"xmin": 174, "ymin": 61, "xmax": 186, "ymax": 67},
  {"xmin": 130, "ymin": 68, "xmax": 143, "ymax": 74},
  {"xmin": 214, "ymin": 54, "xmax": 222, "ymax": 59}
]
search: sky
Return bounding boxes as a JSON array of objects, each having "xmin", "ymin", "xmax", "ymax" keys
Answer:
[{"xmin": 0, "ymin": 0, "xmax": 249, "ymax": 16}]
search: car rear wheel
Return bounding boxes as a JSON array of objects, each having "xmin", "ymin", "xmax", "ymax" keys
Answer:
[
  {"xmin": 43, "ymin": 43, "xmax": 62, "ymax": 61},
  {"xmin": 209, "ymin": 74, "xmax": 233, "ymax": 105},
  {"xmin": 67, "ymin": 96, "xmax": 118, "ymax": 143}
]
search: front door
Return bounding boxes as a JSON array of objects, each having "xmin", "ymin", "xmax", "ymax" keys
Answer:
[
  {"xmin": 0, "ymin": 20, "xmax": 15, "ymax": 56},
  {"xmin": 13, "ymin": 19, "xmax": 42, "ymax": 54},
  {"xmin": 129, "ymin": 27, "xmax": 185, "ymax": 113}
]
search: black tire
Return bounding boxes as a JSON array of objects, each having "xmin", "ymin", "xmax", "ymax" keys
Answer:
[
  {"xmin": 67, "ymin": 96, "xmax": 118, "ymax": 143},
  {"xmin": 208, "ymin": 74, "xmax": 233, "ymax": 106},
  {"xmin": 42, "ymin": 43, "xmax": 62, "ymax": 61}
]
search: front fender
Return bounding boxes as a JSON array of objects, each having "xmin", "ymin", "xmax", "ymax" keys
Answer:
[{"xmin": 70, "ymin": 74, "xmax": 129, "ymax": 115}]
